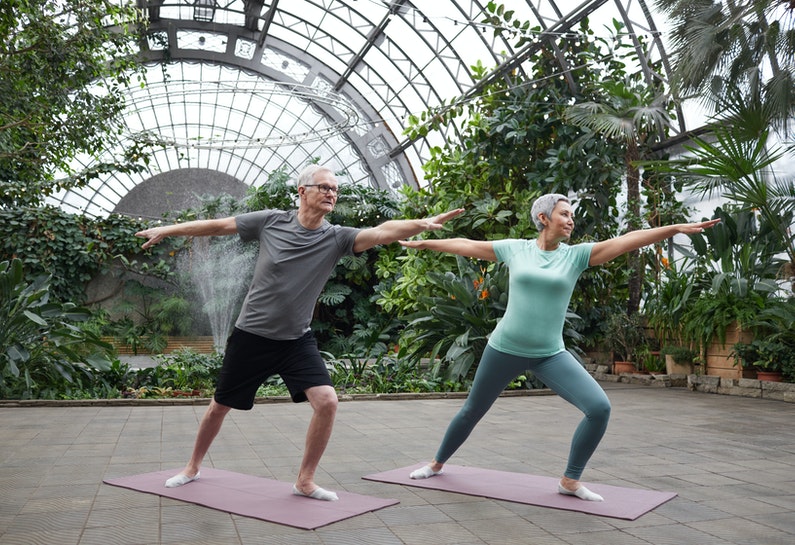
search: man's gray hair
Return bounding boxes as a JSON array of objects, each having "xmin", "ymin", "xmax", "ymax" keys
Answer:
[
  {"xmin": 297, "ymin": 164, "xmax": 334, "ymax": 187},
  {"xmin": 531, "ymin": 193, "xmax": 570, "ymax": 231}
]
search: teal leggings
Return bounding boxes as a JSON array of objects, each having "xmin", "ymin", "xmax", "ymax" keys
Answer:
[{"xmin": 434, "ymin": 345, "xmax": 611, "ymax": 480}]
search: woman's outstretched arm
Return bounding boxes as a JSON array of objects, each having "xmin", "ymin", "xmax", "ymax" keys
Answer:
[
  {"xmin": 589, "ymin": 219, "xmax": 721, "ymax": 266},
  {"xmin": 399, "ymin": 238, "xmax": 497, "ymax": 261}
]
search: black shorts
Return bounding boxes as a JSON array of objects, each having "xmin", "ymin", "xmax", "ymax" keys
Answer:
[{"xmin": 213, "ymin": 328, "xmax": 332, "ymax": 410}]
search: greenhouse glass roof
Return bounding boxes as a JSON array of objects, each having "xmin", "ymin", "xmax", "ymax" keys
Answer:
[{"xmin": 48, "ymin": 0, "xmax": 694, "ymax": 217}]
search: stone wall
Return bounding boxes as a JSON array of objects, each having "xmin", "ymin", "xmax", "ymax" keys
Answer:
[
  {"xmin": 688, "ymin": 375, "xmax": 795, "ymax": 403},
  {"xmin": 583, "ymin": 360, "xmax": 795, "ymax": 403}
]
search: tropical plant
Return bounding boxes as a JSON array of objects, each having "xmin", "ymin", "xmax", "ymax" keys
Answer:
[
  {"xmin": 656, "ymin": 0, "xmax": 795, "ymax": 130},
  {"xmin": 685, "ymin": 206, "xmax": 783, "ymax": 317},
  {"xmin": 107, "ymin": 280, "xmax": 195, "ymax": 354},
  {"xmin": 743, "ymin": 297, "xmax": 795, "ymax": 381},
  {"xmin": 149, "ymin": 349, "xmax": 223, "ymax": 391},
  {"xmin": 399, "ymin": 256, "xmax": 508, "ymax": 382},
  {"xmin": 0, "ymin": 258, "xmax": 114, "ymax": 399},
  {"xmin": 643, "ymin": 258, "xmax": 702, "ymax": 347},
  {"xmin": 652, "ymin": 109, "xmax": 795, "ymax": 291},
  {"xmin": 565, "ymin": 77, "xmax": 673, "ymax": 314},
  {"xmin": 637, "ymin": 346, "xmax": 666, "ymax": 373},
  {"xmin": 680, "ymin": 276, "xmax": 769, "ymax": 356},
  {"xmin": 751, "ymin": 298, "xmax": 795, "ymax": 347},
  {"xmin": 651, "ymin": 202, "xmax": 782, "ymax": 361}
]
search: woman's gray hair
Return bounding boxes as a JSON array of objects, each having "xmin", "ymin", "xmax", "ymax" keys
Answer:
[
  {"xmin": 531, "ymin": 193, "xmax": 570, "ymax": 231},
  {"xmin": 297, "ymin": 164, "xmax": 334, "ymax": 187}
]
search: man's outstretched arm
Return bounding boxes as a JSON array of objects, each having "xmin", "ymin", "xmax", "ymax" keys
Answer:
[
  {"xmin": 135, "ymin": 217, "xmax": 238, "ymax": 249},
  {"xmin": 352, "ymin": 208, "xmax": 464, "ymax": 253}
]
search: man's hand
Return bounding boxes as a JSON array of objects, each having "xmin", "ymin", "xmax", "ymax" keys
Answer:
[
  {"xmin": 135, "ymin": 227, "xmax": 167, "ymax": 250},
  {"xmin": 423, "ymin": 208, "xmax": 465, "ymax": 230}
]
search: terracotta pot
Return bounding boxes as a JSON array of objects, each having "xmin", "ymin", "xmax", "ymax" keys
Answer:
[
  {"xmin": 756, "ymin": 370, "xmax": 783, "ymax": 382},
  {"xmin": 613, "ymin": 361, "xmax": 637, "ymax": 375}
]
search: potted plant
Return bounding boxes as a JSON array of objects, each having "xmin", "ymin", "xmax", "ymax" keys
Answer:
[
  {"xmin": 662, "ymin": 345, "xmax": 697, "ymax": 375},
  {"xmin": 748, "ymin": 299, "xmax": 795, "ymax": 382},
  {"xmin": 732, "ymin": 339, "xmax": 786, "ymax": 382},
  {"xmin": 604, "ymin": 311, "xmax": 646, "ymax": 374},
  {"xmin": 639, "ymin": 346, "xmax": 666, "ymax": 374}
]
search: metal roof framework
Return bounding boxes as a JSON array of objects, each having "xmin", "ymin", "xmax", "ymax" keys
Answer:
[{"xmin": 49, "ymin": 0, "xmax": 686, "ymax": 217}]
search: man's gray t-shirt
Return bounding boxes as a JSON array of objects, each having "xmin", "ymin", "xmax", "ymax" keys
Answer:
[{"xmin": 234, "ymin": 209, "xmax": 360, "ymax": 340}]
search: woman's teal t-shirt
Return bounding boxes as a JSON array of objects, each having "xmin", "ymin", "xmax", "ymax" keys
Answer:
[{"xmin": 488, "ymin": 239, "xmax": 595, "ymax": 358}]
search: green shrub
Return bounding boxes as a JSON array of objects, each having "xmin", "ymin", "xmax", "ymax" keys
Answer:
[{"xmin": 0, "ymin": 258, "xmax": 114, "ymax": 399}]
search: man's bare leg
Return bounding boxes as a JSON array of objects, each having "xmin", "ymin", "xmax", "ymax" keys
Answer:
[
  {"xmin": 292, "ymin": 385, "xmax": 339, "ymax": 500},
  {"xmin": 165, "ymin": 398, "xmax": 232, "ymax": 487}
]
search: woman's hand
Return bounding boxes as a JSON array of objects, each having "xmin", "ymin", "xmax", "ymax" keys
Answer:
[{"xmin": 676, "ymin": 218, "xmax": 722, "ymax": 234}]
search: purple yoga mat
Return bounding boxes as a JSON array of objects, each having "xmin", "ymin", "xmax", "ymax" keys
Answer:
[
  {"xmin": 103, "ymin": 468, "xmax": 399, "ymax": 530},
  {"xmin": 363, "ymin": 464, "xmax": 676, "ymax": 520}
]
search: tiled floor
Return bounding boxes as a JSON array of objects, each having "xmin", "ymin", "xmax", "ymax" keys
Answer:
[{"xmin": 1, "ymin": 382, "xmax": 794, "ymax": 544}]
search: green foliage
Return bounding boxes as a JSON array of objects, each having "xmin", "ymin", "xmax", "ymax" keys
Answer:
[
  {"xmin": 657, "ymin": 0, "xmax": 795, "ymax": 130},
  {"xmin": 399, "ymin": 256, "xmax": 508, "ymax": 382},
  {"xmin": 663, "ymin": 205, "xmax": 783, "ymax": 355},
  {"xmin": 0, "ymin": 0, "xmax": 150, "ymax": 206},
  {"xmin": 732, "ymin": 339, "xmax": 793, "ymax": 374},
  {"xmin": 105, "ymin": 281, "xmax": 195, "ymax": 354},
  {"xmin": 603, "ymin": 311, "xmax": 647, "ymax": 362},
  {"xmin": 0, "ymin": 206, "xmax": 159, "ymax": 302},
  {"xmin": 147, "ymin": 349, "xmax": 223, "ymax": 391},
  {"xmin": 751, "ymin": 299, "xmax": 795, "ymax": 347},
  {"xmin": 661, "ymin": 345, "xmax": 697, "ymax": 365},
  {"xmin": 637, "ymin": 346, "xmax": 666, "ymax": 373},
  {"xmin": 647, "ymin": 94, "xmax": 795, "ymax": 289},
  {"xmin": 243, "ymin": 168, "xmax": 297, "ymax": 211},
  {"xmin": 376, "ymin": 15, "xmax": 652, "ymax": 348},
  {"xmin": 681, "ymin": 285, "xmax": 767, "ymax": 352},
  {"xmin": 741, "ymin": 298, "xmax": 795, "ymax": 381},
  {"xmin": 644, "ymin": 259, "xmax": 702, "ymax": 347},
  {"xmin": 0, "ymin": 258, "xmax": 114, "ymax": 399},
  {"xmin": 111, "ymin": 350, "xmax": 223, "ymax": 398}
]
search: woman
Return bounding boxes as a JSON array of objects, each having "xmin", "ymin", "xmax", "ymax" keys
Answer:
[{"xmin": 400, "ymin": 194, "xmax": 719, "ymax": 501}]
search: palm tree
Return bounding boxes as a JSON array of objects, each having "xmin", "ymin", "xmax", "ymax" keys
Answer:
[
  {"xmin": 565, "ymin": 79, "xmax": 672, "ymax": 314},
  {"xmin": 656, "ymin": 0, "xmax": 795, "ymax": 131},
  {"xmin": 650, "ymin": 91, "xmax": 795, "ymax": 292}
]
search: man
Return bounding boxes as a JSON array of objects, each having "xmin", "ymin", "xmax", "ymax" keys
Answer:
[{"xmin": 136, "ymin": 164, "xmax": 463, "ymax": 501}]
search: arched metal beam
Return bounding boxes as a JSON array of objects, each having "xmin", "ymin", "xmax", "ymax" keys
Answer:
[{"xmin": 137, "ymin": 13, "xmax": 416, "ymax": 192}]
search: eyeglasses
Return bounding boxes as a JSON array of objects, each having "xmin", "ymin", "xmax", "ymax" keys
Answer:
[{"xmin": 304, "ymin": 184, "xmax": 339, "ymax": 195}]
